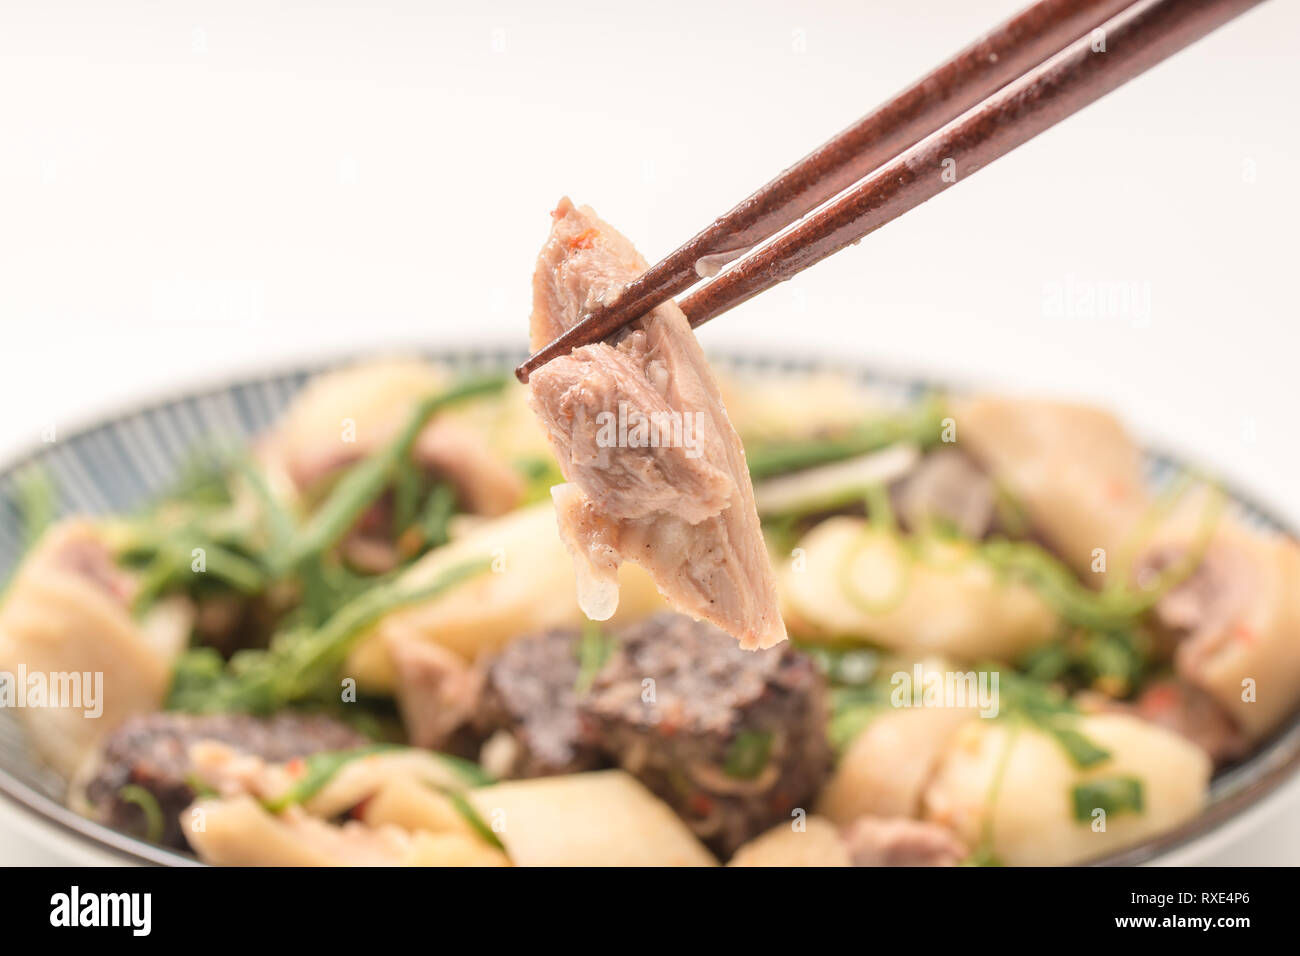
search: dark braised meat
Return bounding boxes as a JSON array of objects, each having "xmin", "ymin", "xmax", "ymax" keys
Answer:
[
  {"xmin": 82, "ymin": 712, "xmax": 365, "ymax": 849},
  {"xmin": 473, "ymin": 628, "xmax": 606, "ymax": 778},
  {"xmin": 579, "ymin": 613, "xmax": 832, "ymax": 858},
  {"xmin": 892, "ymin": 448, "xmax": 996, "ymax": 539}
]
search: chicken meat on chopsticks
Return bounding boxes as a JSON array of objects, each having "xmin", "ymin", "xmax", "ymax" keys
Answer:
[{"xmin": 526, "ymin": 199, "xmax": 786, "ymax": 650}]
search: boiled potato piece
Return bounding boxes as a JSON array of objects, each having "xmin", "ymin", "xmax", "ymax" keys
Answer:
[
  {"xmin": 346, "ymin": 502, "xmax": 665, "ymax": 689},
  {"xmin": 361, "ymin": 776, "xmax": 475, "ymax": 838},
  {"xmin": 717, "ymin": 370, "xmax": 888, "ymax": 443},
  {"xmin": 729, "ymin": 817, "xmax": 851, "ymax": 867},
  {"xmin": 819, "ymin": 704, "xmax": 976, "ymax": 824},
  {"xmin": 782, "ymin": 518, "xmax": 1057, "ymax": 660},
  {"xmin": 297, "ymin": 750, "xmax": 480, "ymax": 819},
  {"xmin": 0, "ymin": 521, "xmax": 189, "ymax": 778},
  {"xmin": 467, "ymin": 771, "xmax": 716, "ymax": 867},
  {"xmin": 923, "ymin": 714, "xmax": 1210, "ymax": 866},
  {"xmin": 276, "ymin": 358, "xmax": 447, "ymax": 484}
]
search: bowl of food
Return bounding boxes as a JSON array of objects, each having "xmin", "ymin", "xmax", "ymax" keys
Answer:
[
  {"xmin": 2, "ymin": 205, "xmax": 1299, "ymax": 867},
  {"xmin": 2, "ymin": 346, "xmax": 1298, "ymax": 866}
]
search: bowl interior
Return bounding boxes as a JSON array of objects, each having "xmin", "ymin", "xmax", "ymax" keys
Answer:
[{"xmin": 1, "ymin": 347, "xmax": 1297, "ymax": 865}]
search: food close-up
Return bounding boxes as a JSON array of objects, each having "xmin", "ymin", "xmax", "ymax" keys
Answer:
[{"xmin": 1, "ymin": 0, "xmax": 1297, "ymax": 911}]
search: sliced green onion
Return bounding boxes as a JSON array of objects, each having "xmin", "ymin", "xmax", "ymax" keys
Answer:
[
  {"xmin": 744, "ymin": 396, "xmax": 947, "ymax": 481},
  {"xmin": 262, "ymin": 744, "xmax": 402, "ymax": 812},
  {"xmin": 1071, "ymin": 776, "xmax": 1144, "ymax": 823},
  {"xmin": 723, "ymin": 730, "xmax": 773, "ymax": 780},
  {"xmin": 117, "ymin": 784, "xmax": 166, "ymax": 844},
  {"xmin": 442, "ymin": 789, "xmax": 506, "ymax": 850},
  {"xmin": 838, "ymin": 527, "xmax": 912, "ymax": 616},
  {"xmin": 574, "ymin": 620, "xmax": 616, "ymax": 694}
]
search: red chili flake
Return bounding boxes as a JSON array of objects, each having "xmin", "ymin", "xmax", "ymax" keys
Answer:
[
  {"xmin": 567, "ymin": 228, "xmax": 599, "ymax": 250},
  {"xmin": 286, "ymin": 758, "xmax": 306, "ymax": 778},
  {"xmin": 688, "ymin": 793, "xmax": 714, "ymax": 816},
  {"xmin": 1141, "ymin": 683, "xmax": 1180, "ymax": 715},
  {"xmin": 349, "ymin": 797, "xmax": 373, "ymax": 821},
  {"xmin": 1234, "ymin": 624, "xmax": 1256, "ymax": 646}
]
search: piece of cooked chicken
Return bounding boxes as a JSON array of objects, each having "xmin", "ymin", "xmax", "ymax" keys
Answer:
[{"xmin": 527, "ymin": 198, "xmax": 786, "ymax": 649}]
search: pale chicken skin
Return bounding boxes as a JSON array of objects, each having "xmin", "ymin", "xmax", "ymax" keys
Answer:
[{"xmin": 527, "ymin": 198, "xmax": 786, "ymax": 649}]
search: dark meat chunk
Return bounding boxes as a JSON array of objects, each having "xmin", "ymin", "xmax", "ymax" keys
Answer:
[
  {"xmin": 842, "ymin": 816, "xmax": 967, "ymax": 867},
  {"xmin": 892, "ymin": 448, "xmax": 995, "ymax": 539},
  {"xmin": 82, "ymin": 712, "xmax": 365, "ymax": 849},
  {"xmin": 579, "ymin": 613, "xmax": 831, "ymax": 859},
  {"xmin": 473, "ymin": 628, "xmax": 605, "ymax": 778}
]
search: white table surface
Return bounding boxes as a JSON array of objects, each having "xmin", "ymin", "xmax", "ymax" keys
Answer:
[{"xmin": 1, "ymin": 0, "xmax": 1297, "ymax": 865}]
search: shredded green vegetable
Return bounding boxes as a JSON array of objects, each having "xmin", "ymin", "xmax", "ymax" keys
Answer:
[
  {"xmin": 723, "ymin": 730, "xmax": 774, "ymax": 780},
  {"xmin": 274, "ymin": 376, "xmax": 507, "ymax": 575},
  {"xmin": 443, "ymin": 789, "xmax": 505, "ymax": 850},
  {"xmin": 14, "ymin": 467, "xmax": 56, "ymax": 550},
  {"xmin": 574, "ymin": 620, "xmax": 616, "ymax": 694},
  {"xmin": 262, "ymin": 744, "xmax": 403, "ymax": 812},
  {"xmin": 416, "ymin": 482, "xmax": 457, "ymax": 551},
  {"xmin": 744, "ymin": 395, "xmax": 947, "ymax": 481},
  {"xmin": 117, "ymin": 784, "xmax": 166, "ymax": 844},
  {"xmin": 167, "ymin": 559, "xmax": 490, "ymax": 714}
]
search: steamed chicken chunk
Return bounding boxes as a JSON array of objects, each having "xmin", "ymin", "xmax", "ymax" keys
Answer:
[{"xmin": 527, "ymin": 199, "xmax": 784, "ymax": 649}]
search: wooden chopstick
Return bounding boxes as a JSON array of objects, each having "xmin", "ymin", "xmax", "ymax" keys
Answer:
[
  {"xmin": 516, "ymin": 0, "xmax": 1262, "ymax": 383},
  {"xmin": 678, "ymin": 0, "xmax": 1263, "ymax": 328},
  {"xmin": 516, "ymin": 0, "xmax": 1138, "ymax": 383}
]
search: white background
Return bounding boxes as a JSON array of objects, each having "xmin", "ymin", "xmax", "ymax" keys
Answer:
[{"xmin": 0, "ymin": 0, "xmax": 1297, "ymax": 864}]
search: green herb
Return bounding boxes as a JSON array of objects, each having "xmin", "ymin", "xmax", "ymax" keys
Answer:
[
  {"xmin": 980, "ymin": 483, "xmax": 1225, "ymax": 635},
  {"xmin": 1047, "ymin": 725, "xmax": 1112, "ymax": 768},
  {"xmin": 863, "ymin": 482, "xmax": 896, "ymax": 533},
  {"xmin": 262, "ymin": 744, "xmax": 402, "ymax": 812},
  {"xmin": 183, "ymin": 772, "xmax": 220, "ymax": 800},
  {"xmin": 431, "ymin": 751, "xmax": 496, "ymax": 789},
  {"xmin": 990, "ymin": 667, "xmax": 1112, "ymax": 768},
  {"xmin": 981, "ymin": 539, "xmax": 1152, "ymax": 631},
  {"xmin": 723, "ymin": 730, "xmax": 773, "ymax": 780},
  {"xmin": 117, "ymin": 784, "xmax": 166, "ymax": 844},
  {"xmin": 515, "ymin": 455, "xmax": 564, "ymax": 504},
  {"xmin": 574, "ymin": 620, "xmax": 616, "ymax": 694},
  {"xmin": 14, "ymin": 466, "xmax": 56, "ymax": 550},
  {"xmin": 442, "ymin": 789, "xmax": 505, "ymax": 850},
  {"xmin": 1021, "ymin": 628, "xmax": 1150, "ymax": 698},
  {"xmin": 391, "ymin": 459, "xmax": 423, "ymax": 538},
  {"xmin": 800, "ymin": 643, "xmax": 881, "ymax": 687},
  {"xmin": 417, "ymin": 482, "xmax": 457, "ymax": 551},
  {"xmin": 1071, "ymin": 776, "xmax": 1144, "ymax": 823},
  {"xmin": 825, "ymin": 677, "xmax": 896, "ymax": 751},
  {"xmin": 167, "ymin": 559, "xmax": 490, "ymax": 714},
  {"xmin": 163, "ymin": 448, "xmax": 236, "ymax": 508},
  {"xmin": 744, "ymin": 396, "xmax": 947, "ymax": 481},
  {"xmin": 274, "ymin": 376, "xmax": 506, "ymax": 574},
  {"xmin": 233, "ymin": 457, "xmax": 297, "ymax": 551}
]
